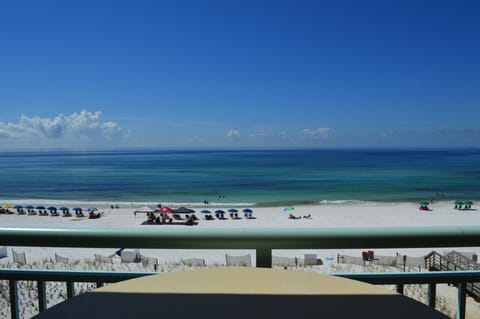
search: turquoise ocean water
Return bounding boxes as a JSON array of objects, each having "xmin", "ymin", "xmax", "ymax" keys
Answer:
[{"xmin": 0, "ymin": 149, "xmax": 479, "ymax": 207}]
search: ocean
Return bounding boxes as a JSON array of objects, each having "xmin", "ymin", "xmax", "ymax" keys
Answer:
[{"xmin": 0, "ymin": 149, "xmax": 479, "ymax": 207}]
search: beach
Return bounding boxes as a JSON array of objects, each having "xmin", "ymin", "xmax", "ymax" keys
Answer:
[
  {"xmin": 2, "ymin": 200, "xmax": 480, "ymax": 263},
  {"xmin": 2, "ymin": 201, "xmax": 480, "ymax": 318}
]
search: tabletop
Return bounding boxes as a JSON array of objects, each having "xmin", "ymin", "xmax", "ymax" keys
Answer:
[{"xmin": 33, "ymin": 267, "xmax": 449, "ymax": 319}]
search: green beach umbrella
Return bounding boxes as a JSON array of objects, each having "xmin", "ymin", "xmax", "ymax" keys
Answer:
[
  {"xmin": 463, "ymin": 200, "xmax": 473, "ymax": 205},
  {"xmin": 454, "ymin": 200, "xmax": 464, "ymax": 205},
  {"xmin": 418, "ymin": 201, "xmax": 430, "ymax": 206}
]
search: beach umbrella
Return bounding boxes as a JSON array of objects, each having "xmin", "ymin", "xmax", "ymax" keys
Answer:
[
  {"xmin": 215, "ymin": 210, "xmax": 226, "ymax": 214},
  {"xmin": 14, "ymin": 205, "xmax": 23, "ymax": 209},
  {"xmin": 72, "ymin": 207, "xmax": 82, "ymax": 212},
  {"xmin": 36, "ymin": 206, "xmax": 46, "ymax": 210},
  {"xmin": 59, "ymin": 207, "xmax": 69, "ymax": 211},
  {"xmin": 200, "ymin": 210, "xmax": 211, "ymax": 214},
  {"xmin": 418, "ymin": 201, "xmax": 430, "ymax": 206},
  {"xmin": 283, "ymin": 207, "xmax": 294, "ymax": 212},
  {"xmin": 157, "ymin": 207, "xmax": 173, "ymax": 213},
  {"xmin": 454, "ymin": 200, "xmax": 464, "ymax": 205},
  {"xmin": 25, "ymin": 205, "xmax": 34, "ymax": 209},
  {"xmin": 2, "ymin": 204, "xmax": 12, "ymax": 209},
  {"xmin": 227, "ymin": 208, "xmax": 238, "ymax": 213},
  {"xmin": 463, "ymin": 200, "xmax": 473, "ymax": 209},
  {"xmin": 242, "ymin": 209, "xmax": 253, "ymax": 213},
  {"xmin": 47, "ymin": 206, "xmax": 57, "ymax": 211},
  {"xmin": 173, "ymin": 207, "xmax": 195, "ymax": 214}
]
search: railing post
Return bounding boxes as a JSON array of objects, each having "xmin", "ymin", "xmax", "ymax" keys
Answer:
[
  {"xmin": 256, "ymin": 248, "xmax": 272, "ymax": 268},
  {"xmin": 9, "ymin": 280, "xmax": 19, "ymax": 319},
  {"xmin": 37, "ymin": 280, "xmax": 47, "ymax": 312},
  {"xmin": 396, "ymin": 284, "xmax": 404, "ymax": 294},
  {"xmin": 66, "ymin": 281, "xmax": 74, "ymax": 299},
  {"xmin": 457, "ymin": 283, "xmax": 466, "ymax": 319},
  {"xmin": 427, "ymin": 283, "xmax": 436, "ymax": 309}
]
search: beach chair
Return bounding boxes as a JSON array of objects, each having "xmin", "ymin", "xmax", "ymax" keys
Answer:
[
  {"xmin": 13, "ymin": 250, "xmax": 27, "ymax": 265},
  {"xmin": 225, "ymin": 254, "xmax": 252, "ymax": 267}
]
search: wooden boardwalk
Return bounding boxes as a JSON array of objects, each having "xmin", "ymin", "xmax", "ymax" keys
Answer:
[{"xmin": 425, "ymin": 250, "xmax": 480, "ymax": 300}]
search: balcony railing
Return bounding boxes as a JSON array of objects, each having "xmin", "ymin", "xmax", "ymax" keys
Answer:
[{"xmin": 1, "ymin": 225, "xmax": 480, "ymax": 319}]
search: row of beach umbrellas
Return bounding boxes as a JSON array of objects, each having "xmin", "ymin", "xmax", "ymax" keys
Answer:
[
  {"xmin": 2, "ymin": 205, "xmax": 97, "ymax": 212},
  {"xmin": 152, "ymin": 206, "xmax": 253, "ymax": 215},
  {"xmin": 419, "ymin": 200, "xmax": 474, "ymax": 208},
  {"xmin": 199, "ymin": 208, "xmax": 253, "ymax": 215}
]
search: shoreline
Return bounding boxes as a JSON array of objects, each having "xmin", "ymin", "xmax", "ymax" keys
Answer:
[{"xmin": 0, "ymin": 198, "xmax": 475, "ymax": 210}]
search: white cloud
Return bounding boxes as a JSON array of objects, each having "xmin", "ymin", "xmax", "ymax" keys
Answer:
[
  {"xmin": 300, "ymin": 127, "xmax": 330, "ymax": 139},
  {"xmin": 225, "ymin": 129, "xmax": 240, "ymax": 139},
  {"xmin": 0, "ymin": 110, "xmax": 126, "ymax": 145}
]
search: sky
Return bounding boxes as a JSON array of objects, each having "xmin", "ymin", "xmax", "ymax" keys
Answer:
[{"xmin": 0, "ymin": 0, "xmax": 479, "ymax": 150}]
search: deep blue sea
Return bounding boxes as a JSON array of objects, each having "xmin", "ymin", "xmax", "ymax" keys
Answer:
[{"xmin": 0, "ymin": 149, "xmax": 479, "ymax": 207}]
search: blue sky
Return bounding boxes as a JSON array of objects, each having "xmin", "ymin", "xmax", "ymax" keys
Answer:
[{"xmin": 1, "ymin": 0, "xmax": 479, "ymax": 149}]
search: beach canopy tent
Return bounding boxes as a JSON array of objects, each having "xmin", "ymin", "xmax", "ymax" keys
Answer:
[
  {"xmin": 134, "ymin": 206, "xmax": 155, "ymax": 216},
  {"xmin": 173, "ymin": 207, "xmax": 195, "ymax": 214}
]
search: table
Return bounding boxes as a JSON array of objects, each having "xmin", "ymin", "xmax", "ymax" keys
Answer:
[{"xmin": 33, "ymin": 268, "xmax": 449, "ymax": 319}]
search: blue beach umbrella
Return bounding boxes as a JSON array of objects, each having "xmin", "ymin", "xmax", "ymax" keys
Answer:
[
  {"xmin": 14, "ymin": 205, "xmax": 23, "ymax": 209},
  {"xmin": 215, "ymin": 209, "xmax": 226, "ymax": 214},
  {"xmin": 47, "ymin": 206, "xmax": 57, "ymax": 211},
  {"xmin": 201, "ymin": 210, "xmax": 211, "ymax": 214},
  {"xmin": 25, "ymin": 205, "xmax": 34, "ymax": 209},
  {"xmin": 72, "ymin": 207, "xmax": 82, "ymax": 212},
  {"xmin": 59, "ymin": 207, "xmax": 69, "ymax": 211},
  {"xmin": 36, "ymin": 206, "xmax": 46, "ymax": 210},
  {"xmin": 242, "ymin": 208, "xmax": 253, "ymax": 213},
  {"xmin": 227, "ymin": 208, "xmax": 238, "ymax": 213}
]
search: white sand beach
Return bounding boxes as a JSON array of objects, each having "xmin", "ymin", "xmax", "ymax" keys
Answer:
[{"xmin": 1, "ymin": 201, "xmax": 480, "ymax": 318}]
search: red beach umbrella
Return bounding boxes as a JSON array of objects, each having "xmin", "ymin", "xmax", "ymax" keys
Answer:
[{"xmin": 156, "ymin": 207, "xmax": 173, "ymax": 213}]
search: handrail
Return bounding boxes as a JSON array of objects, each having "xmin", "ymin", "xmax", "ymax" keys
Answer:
[{"xmin": 2, "ymin": 225, "xmax": 480, "ymax": 249}]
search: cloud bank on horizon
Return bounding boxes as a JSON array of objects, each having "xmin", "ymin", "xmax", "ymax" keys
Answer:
[
  {"xmin": 0, "ymin": 109, "xmax": 337, "ymax": 149},
  {"xmin": 0, "ymin": 111, "xmax": 128, "ymax": 148}
]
